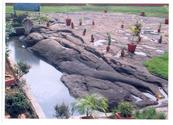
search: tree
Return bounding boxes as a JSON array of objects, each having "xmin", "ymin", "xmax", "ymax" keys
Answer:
[
  {"xmin": 54, "ymin": 102, "xmax": 70, "ymax": 119},
  {"xmin": 73, "ymin": 93, "xmax": 108, "ymax": 117},
  {"xmin": 5, "ymin": 92, "xmax": 30, "ymax": 118}
]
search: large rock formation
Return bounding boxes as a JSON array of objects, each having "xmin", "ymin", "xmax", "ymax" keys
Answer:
[{"xmin": 21, "ymin": 25, "xmax": 167, "ymax": 109}]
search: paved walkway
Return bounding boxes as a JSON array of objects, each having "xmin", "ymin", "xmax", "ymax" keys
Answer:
[{"xmin": 22, "ymin": 84, "xmax": 46, "ymax": 118}]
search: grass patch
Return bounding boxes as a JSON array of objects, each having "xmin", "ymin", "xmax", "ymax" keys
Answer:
[
  {"xmin": 6, "ymin": 5, "xmax": 168, "ymax": 17},
  {"xmin": 144, "ymin": 52, "xmax": 168, "ymax": 79}
]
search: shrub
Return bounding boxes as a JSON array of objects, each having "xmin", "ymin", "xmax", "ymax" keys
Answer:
[
  {"xmin": 5, "ymin": 92, "xmax": 30, "ymax": 118},
  {"xmin": 55, "ymin": 102, "xmax": 70, "ymax": 119},
  {"xmin": 5, "ymin": 48, "xmax": 10, "ymax": 59},
  {"xmin": 134, "ymin": 107, "xmax": 166, "ymax": 119},
  {"xmin": 116, "ymin": 101, "xmax": 134, "ymax": 117},
  {"xmin": 14, "ymin": 61, "xmax": 30, "ymax": 78},
  {"xmin": 6, "ymin": 20, "xmax": 15, "ymax": 40},
  {"xmin": 13, "ymin": 13, "xmax": 28, "ymax": 24}
]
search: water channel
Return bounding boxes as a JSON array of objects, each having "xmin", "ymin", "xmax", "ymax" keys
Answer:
[{"xmin": 7, "ymin": 38, "xmax": 76, "ymax": 118}]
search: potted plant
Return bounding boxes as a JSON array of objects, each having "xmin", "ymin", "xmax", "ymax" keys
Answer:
[
  {"xmin": 114, "ymin": 101, "xmax": 134, "ymax": 119},
  {"xmin": 83, "ymin": 29, "xmax": 86, "ymax": 36},
  {"xmin": 164, "ymin": 5, "xmax": 169, "ymax": 24},
  {"xmin": 71, "ymin": 22, "xmax": 74, "ymax": 29},
  {"xmin": 106, "ymin": 33, "xmax": 112, "ymax": 52},
  {"xmin": 165, "ymin": 18, "xmax": 168, "ymax": 24},
  {"xmin": 90, "ymin": 34, "xmax": 94, "ymax": 42},
  {"xmin": 158, "ymin": 35, "xmax": 162, "ymax": 44},
  {"xmin": 79, "ymin": 18, "xmax": 82, "ymax": 26},
  {"xmin": 92, "ymin": 20, "xmax": 95, "ymax": 25},
  {"xmin": 128, "ymin": 21, "xmax": 142, "ymax": 53},
  {"xmin": 66, "ymin": 17, "xmax": 71, "ymax": 26},
  {"xmin": 120, "ymin": 21, "xmax": 124, "ymax": 29},
  {"xmin": 140, "ymin": 12, "xmax": 145, "ymax": 16},
  {"xmin": 72, "ymin": 94, "xmax": 108, "ymax": 119},
  {"xmin": 158, "ymin": 23, "xmax": 161, "ymax": 33}
]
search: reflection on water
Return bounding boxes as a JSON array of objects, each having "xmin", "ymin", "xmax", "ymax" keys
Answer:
[
  {"xmin": 7, "ymin": 38, "xmax": 75, "ymax": 118},
  {"xmin": 8, "ymin": 40, "xmax": 40, "ymax": 66}
]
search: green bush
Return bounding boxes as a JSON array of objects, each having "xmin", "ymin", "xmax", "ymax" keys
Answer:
[
  {"xmin": 13, "ymin": 13, "xmax": 28, "ymax": 24},
  {"xmin": 116, "ymin": 101, "xmax": 134, "ymax": 117},
  {"xmin": 134, "ymin": 107, "xmax": 166, "ymax": 119},
  {"xmin": 5, "ymin": 92, "xmax": 30, "ymax": 118},
  {"xmin": 14, "ymin": 61, "xmax": 30, "ymax": 78},
  {"xmin": 55, "ymin": 103, "xmax": 70, "ymax": 119}
]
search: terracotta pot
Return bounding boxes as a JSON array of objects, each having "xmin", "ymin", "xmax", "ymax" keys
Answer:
[
  {"xmin": 115, "ymin": 112, "xmax": 133, "ymax": 119},
  {"xmin": 71, "ymin": 22, "xmax": 74, "ymax": 29},
  {"xmin": 92, "ymin": 20, "xmax": 95, "ymax": 25},
  {"xmin": 81, "ymin": 116, "xmax": 94, "ymax": 119},
  {"xmin": 140, "ymin": 12, "xmax": 145, "ymax": 16},
  {"xmin": 158, "ymin": 28, "xmax": 160, "ymax": 33},
  {"xmin": 66, "ymin": 18, "xmax": 71, "ymax": 26},
  {"xmin": 83, "ymin": 29, "xmax": 86, "ymax": 36},
  {"xmin": 158, "ymin": 36, "xmax": 162, "ymax": 44},
  {"xmin": 106, "ymin": 46, "xmax": 110, "ymax": 52},
  {"xmin": 79, "ymin": 21, "xmax": 82, "ymax": 26},
  {"xmin": 91, "ymin": 35, "xmax": 94, "ymax": 42},
  {"xmin": 128, "ymin": 43, "xmax": 137, "ymax": 53},
  {"xmin": 165, "ymin": 18, "xmax": 168, "ymax": 24}
]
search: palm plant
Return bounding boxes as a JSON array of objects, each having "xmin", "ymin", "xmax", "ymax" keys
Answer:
[{"xmin": 73, "ymin": 94, "xmax": 108, "ymax": 118}]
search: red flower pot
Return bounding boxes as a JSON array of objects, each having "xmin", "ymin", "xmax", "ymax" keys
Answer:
[
  {"xmin": 106, "ymin": 46, "xmax": 110, "ymax": 52},
  {"xmin": 158, "ymin": 28, "xmax": 160, "ymax": 33},
  {"xmin": 83, "ymin": 29, "xmax": 86, "ymax": 36},
  {"xmin": 140, "ymin": 12, "xmax": 145, "ymax": 16},
  {"xmin": 92, "ymin": 20, "xmax": 95, "ymax": 25},
  {"xmin": 66, "ymin": 18, "xmax": 71, "ymax": 26},
  {"xmin": 90, "ymin": 35, "xmax": 94, "ymax": 42},
  {"xmin": 71, "ymin": 22, "xmax": 74, "ymax": 29},
  {"xmin": 104, "ymin": 10, "xmax": 107, "ymax": 13},
  {"xmin": 138, "ymin": 36, "xmax": 141, "ymax": 42},
  {"xmin": 165, "ymin": 18, "xmax": 168, "ymax": 24},
  {"xmin": 79, "ymin": 20, "xmax": 82, "ymax": 26},
  {"xmin": 128, "ymin": 43, "xmax": 137, "ymax": 53},
  {"xmin": 158, "ymin": 36, "xmax": 162, "ymax": 44}
]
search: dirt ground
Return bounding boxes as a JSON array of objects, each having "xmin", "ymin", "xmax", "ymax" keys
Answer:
[{"xmin": 45, "ymin": 12, "xmax": 168, "ymax": 71}]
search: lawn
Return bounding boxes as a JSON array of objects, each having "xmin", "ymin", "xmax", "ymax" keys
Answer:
[
  {"xmin": 6, "ymin": 4, "xmax": 168, "ymax": 17},
  {"xmin": 144, "ymin": 52, "xmax": 168, "ymax": 79}
]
